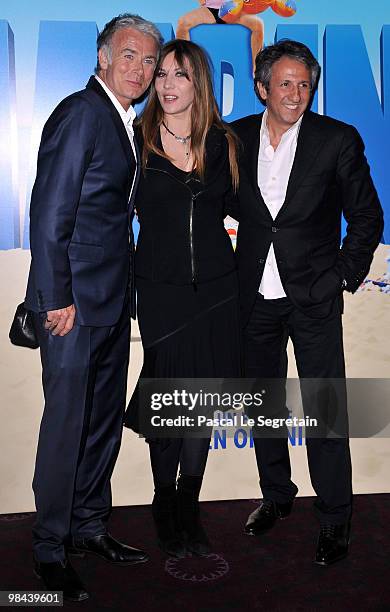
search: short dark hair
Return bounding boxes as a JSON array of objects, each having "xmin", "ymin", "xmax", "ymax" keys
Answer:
[
  {"xmin": 254, "ymin": 39, "xmax": 321, "ymax": 103},
  {"xmin": 95, "ymin": 13, "xmax": 163, "ymax": 73}
]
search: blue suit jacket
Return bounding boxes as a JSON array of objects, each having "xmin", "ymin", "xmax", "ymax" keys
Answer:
[{"xmin": 25, "ymin": 77, "xmax": 139, "ymax": 326}]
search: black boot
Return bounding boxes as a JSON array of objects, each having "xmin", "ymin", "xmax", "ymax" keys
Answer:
[
  {"xmin": 152, "ymin": 484, "xmax": 187, "ymax": 558},
  {"xmin": 177, "ymin": 474, "xmax": 211, "ymax": 556}
]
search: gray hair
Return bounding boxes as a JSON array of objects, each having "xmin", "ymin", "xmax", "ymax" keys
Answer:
[
  {"xmin": 96, "ymin": 13, "xmax": 163, "ymax": 73},
  {"xmin": 254, "ymin": 39, "xmax": 321, "ymax": 103}
]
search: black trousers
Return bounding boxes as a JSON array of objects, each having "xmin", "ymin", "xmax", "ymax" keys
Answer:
[
  {"xmin": 32, "ymin": 300, "xmax": 130, "ymax": 562},
  {"xmin": 244, "ymin": 294, "xmax": 352, "ymax": 524}
]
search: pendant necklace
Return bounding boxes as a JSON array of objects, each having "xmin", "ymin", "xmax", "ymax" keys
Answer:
[
  {"xmin": 162, "ymin": 121, "xmax": 191, "ymax": 145},
  {"xmin": 162, "ymin": 121, "xmax": 192, "ymax": 162}
]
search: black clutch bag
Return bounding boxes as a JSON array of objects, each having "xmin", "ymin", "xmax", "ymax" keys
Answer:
[{"xmin": 9, "ymin": 303, "xmax": 39, "ymax": 349}]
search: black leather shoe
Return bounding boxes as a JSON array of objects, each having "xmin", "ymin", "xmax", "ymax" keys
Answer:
[
  {"xmin": 152, "ymin": 485, "xmax": 187, "ymax": 558},
  {"xmin": 34, "ymin": 558, "xmax": 89, "ymax": 602},
  {"xmin": 245, "ymin": 499, "xmax": 293, "ymax": 535},
  {"xmin": 314, "ymin": 523, "xmax": 350, "ymax": 566},
  {"xmin": 69, "ymin": 533, "xmax": 148, "ymax": 565}
]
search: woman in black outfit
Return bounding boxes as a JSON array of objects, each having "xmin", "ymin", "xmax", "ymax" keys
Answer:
[{"xmin": 124, "ymin": 39, "xmax": 241, "ymax": 557}]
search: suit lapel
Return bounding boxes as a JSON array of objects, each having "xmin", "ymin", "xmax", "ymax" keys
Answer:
[
  {"xmin": 129, "ymin": 136, "xmax": 141, "ymax": 213},
  {"xmin": 277, "ymin": 111, "xmax": 326, "ymax": 218},
  {"xmin": 86, "ymin": 77, "xmax": 136, "ymax": 182},
  {"xmin": 244, "ymin": 113, "xmax": 274, "ymax": 220},
  {"xmin": 248, "ymin": 113, "xmax": 262, "ymax": 188}
]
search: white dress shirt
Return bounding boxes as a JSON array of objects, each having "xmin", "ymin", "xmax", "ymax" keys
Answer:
[
  {"xmin": 258, "ymin": 109, "xmax": 303, "ymax": 299},
  {"xmin": 95, "ymin": 76, "xmax": 138, "ymax": 203}
]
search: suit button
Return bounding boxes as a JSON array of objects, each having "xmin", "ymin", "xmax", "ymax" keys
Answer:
[
  {"xmin": 271, "ymin": 226, "xmax": 278, "ymax": 233},
  {"xmin": 259, "ymin": 259, "xmax": 264, "ymax": 264}
]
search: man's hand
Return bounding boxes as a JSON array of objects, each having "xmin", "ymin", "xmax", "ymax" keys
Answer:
[{"xmin": 45, "ymin": 304, "xmax": 76, "ymax": 336}]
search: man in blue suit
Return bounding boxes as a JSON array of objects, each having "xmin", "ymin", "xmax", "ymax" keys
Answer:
[{"xmin": 25, "ymin": 14, "xmax": 162, "ymax": 601}]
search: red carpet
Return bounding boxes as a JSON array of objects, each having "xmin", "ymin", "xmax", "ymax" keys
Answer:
[{"xmin": 1, "ymin": 495, "xmax": 389, "ymax": 611}]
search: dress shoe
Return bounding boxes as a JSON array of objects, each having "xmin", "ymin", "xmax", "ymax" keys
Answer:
[
  {"xmin": 245, "ymin": 499, "xmax": 293, "ymax": 535},
  {"xmin": 34, "ymin": 558, "xmax": 89, "ymax": 602},
  {"xmin": 177, "ymin": 474, "xmax": 211, "ymax": 556},
  {"xmin": 152, "ymin": 484, "xmax": 187, "ymax": 558},
  {"xmin": 69, "ymin": 533, "xmax": 148, "ymax": 566},
  {"xmin": 314, "ymin": 522, "xmax": 350, "ymax": 566}
]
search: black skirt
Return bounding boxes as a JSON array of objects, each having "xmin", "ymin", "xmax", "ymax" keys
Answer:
[{"xmin": 124, "ymin": 271, "xmax": 242, "ymax": 432}]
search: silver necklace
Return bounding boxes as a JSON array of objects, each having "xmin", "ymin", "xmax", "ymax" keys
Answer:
[{"xmin": 162, "ymin": 121, "xmax": 191, "ymax": 145}]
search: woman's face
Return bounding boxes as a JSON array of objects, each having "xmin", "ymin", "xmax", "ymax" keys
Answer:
[{"xmin": 155, "ymin": 52, "xmax": 195, "ymax": 120}]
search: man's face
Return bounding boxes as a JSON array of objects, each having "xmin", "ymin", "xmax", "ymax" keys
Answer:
[
  {"xmin": 98, "ymin": 27, "xmax": 158, "ymax": 109},
  {"xmin": 258, "ymin": 56, "xmax": 312, "ymax": 132}
]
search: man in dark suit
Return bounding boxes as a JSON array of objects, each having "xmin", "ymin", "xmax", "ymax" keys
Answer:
[
  {"xmin": 24, "ymin": 14, "xmax": 162, "ymax": 600},
  {"xmin": 231, "ymin": 40, "xmax": 383, "ymax": 565}
]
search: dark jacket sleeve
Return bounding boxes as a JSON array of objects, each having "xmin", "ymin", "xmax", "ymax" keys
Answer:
[
  {"xmin": 337, "ymin": 125, "xmax": 384, "ymax": 292},
  {"xmin": 29, "ymin": 96, "xmax": 97, "ymax": 311},
  {"xmin": 224, "ymin": 185, "xmax": 240, "ymax": 221}
]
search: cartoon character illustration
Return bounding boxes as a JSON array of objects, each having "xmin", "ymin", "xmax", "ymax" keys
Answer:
[
  {"xmin": 176, "ymin": 0, "xmax": 265, "ymax": 71},
  {"xmin": 219, "ymin": 0, "xmax": 245, "ymax": 23},
  {"xmin": 226, "ymin": 0, "xmax": 297, "ymax": 18},
  {"xmin": 177, "ymin": 1, "xmax": 297, "ymax": 72},
  {"xmin": 271, "ymin": 0, "xmax": 297, "ymax": 17},
  {"xmin": 240, "ymin": 0, "xmax": 274, "ymax": 15}
]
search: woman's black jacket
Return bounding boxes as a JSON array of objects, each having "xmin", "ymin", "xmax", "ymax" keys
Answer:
[{"xmin": 134, "ymin": 124, "xmax": 236, "ymax": 286}]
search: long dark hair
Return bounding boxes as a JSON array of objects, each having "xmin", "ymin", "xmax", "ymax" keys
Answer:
[{"xmin": 140, "ymin": 39, "xmax": 239, "ymax": 190}]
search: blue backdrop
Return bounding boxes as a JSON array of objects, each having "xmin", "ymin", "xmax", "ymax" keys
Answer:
[{"xmin": 0, "ymin": 0, "xmax": 389, "ymax": 249}]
